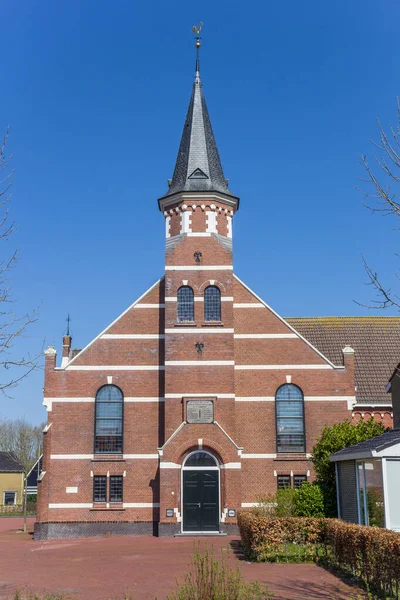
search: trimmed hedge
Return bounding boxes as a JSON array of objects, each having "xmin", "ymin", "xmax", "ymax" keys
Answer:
[
  {"xmin": 238, "ymin": 512, "xmax": 400, "ymax": 598},
  {"xmin": 238, "ymin": 512, "xmax": 322, "ymax": 562}
]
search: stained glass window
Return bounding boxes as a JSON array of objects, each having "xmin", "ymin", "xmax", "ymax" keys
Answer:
[
  {"xmin": 276, "ymin": 384, "xmax": 305, "ymax": 453},
  {"xmin": 204, "ymin": 286, "xmax": 221, "ymax": 322},
  {"xmin": 95, "ymin": 385, "xmax": 123, "ymax": 454},
  {"xmin": 177, "ymin": 286, "xmax": 194, "ymax": 322}
]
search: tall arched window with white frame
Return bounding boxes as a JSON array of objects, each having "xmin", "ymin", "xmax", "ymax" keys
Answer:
[
  {"xmin": 204, "ymin": 285, "xmax": 221, "ymax": 322},
  {"xmin": 94, "ymin": 385, "xmax": 123, "ymax": 454},
  {"xmin": 177, "ymin": 286, "xmax": 194, "ymax": 322},
  {"xmin": 275, "ymin": 384, "xmax": 305, "ymax": 453}
]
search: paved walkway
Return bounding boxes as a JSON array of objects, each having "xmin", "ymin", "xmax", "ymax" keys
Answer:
[{"xmin": 0, "ymin": 518, "xmax": 363, "ymax": 600}]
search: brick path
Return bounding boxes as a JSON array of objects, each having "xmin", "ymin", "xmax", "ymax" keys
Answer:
[{"xmin": 0, "ymin": 518, "xmax": 364, "ymax": 600}]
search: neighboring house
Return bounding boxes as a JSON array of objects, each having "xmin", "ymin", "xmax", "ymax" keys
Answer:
[
  {"xmin": 387, "ymin": 364, "xmax": 400, "ymax": 428},
  {"xmin": 35, "ymin": 45, "xmax": 399, "ymax": 541},
  {"xmin": 331, "ymin": 429, "xmax": 400, "ymax": 531},
  {"xmin": 288, "ymin": 317, "xmax": 398, "ymax": 428},
  {"xmin": 0, "ymin": 452, "xmax": 24, "ymax": 508},
  {"xmin": 27, "ymin": 456, "xmax": 42, "ymax": 495}
]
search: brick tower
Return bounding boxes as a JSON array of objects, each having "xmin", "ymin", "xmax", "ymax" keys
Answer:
[{"xmin": 157, "ymin": 45, "xmax": 241, "ymax": 534}]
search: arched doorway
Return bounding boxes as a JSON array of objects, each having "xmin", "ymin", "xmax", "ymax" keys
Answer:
[{"xmin": 182, "ymin": 450, "xmax": 220, "ymax": 533}]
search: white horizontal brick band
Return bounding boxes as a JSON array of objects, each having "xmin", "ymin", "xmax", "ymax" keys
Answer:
[
  {"xmin": 233, "ymin": 303, "xmax": 264, "ymax": 308},
  {"xmin": 165, "ymin": 266, "xmax": 232, "ymax": 271},
  {"xmin": 160, "ymin": 462, "xmax": 182, "ymax": 469},
  {"xmin": 134, "ymin": 304, "xmax": 165, "ymax": 308},
  {"xmin": 123, "ymin": 454, "xmax": 159, "ymax": 459},
  {"xmin": 123, "ymin": 503, "xmax": 160, "ymax": 508},
  {"xmin": 165, "ymin": 328, "xmax": 234, "ymax": 334},
  {"xmin": 49, "ymin": 503, "xmax": 93, "ymax": 509},
  {"xmin": 51, "ymin": 454, "xmax": 93, "ymax": 460},
  {"xmin": 241, "ymin": 503, "xmax": 259, "ymax": 508},
  {"xmin": 236, "ymin": 397, "xmax": 274, "ymax": 402},
  {"xmin": 45, "ymin": 398, "xmax": 95, "ymax": 404},
  {"xmin": 65, "ymin": 366, "xmax": 165, "ymax": 371},
  {"xmin": 124, "ymin": 397, "xmax": 165, "ymax": 403},
  {"xmin": 49, "ymin": 503, "xmax": 160, "ymax": 509},
  {"xmin": 165, "ymin": 361, "xmax": 235, "ymax": 366},
  {"xmin": 165, "ymin": 297, "xmax": 233, "ymax": 302},
  {"xmin": 234, "ymin": 364, "xmax": 332, "ymax": 370},
  {"xmin": 101, "ymin": 334, "xmax": 165, "ymax": 339},
  {"xmin": 45, "ymin": 397, "xmax": 165, "ymax": 404},
  {"xmin": 186, "ymin": 232, "xmax": 213, "ymax": 237},
  {"xmin": 51, "ymin": 454, "xmax": 159, "ymax": 460},
  {"xmin": 241, "ymin": 454, "xmax": 277, "ymax": 459},
  {"xmin": 220, "ymin": 462, "xmax": 241, "ymax": 469},
  {"xmin": 164, "ymin": 393, "xmax": 235, "ymax": 398},
  {"xmin": 234, "ymin": 333, "xmax": 297, "ymax": 339},
  {"xmin": 236, "ymin": 396, "xmax": 355, "ymax": 403}
]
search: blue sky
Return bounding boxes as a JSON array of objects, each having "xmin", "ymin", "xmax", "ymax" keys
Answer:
[{"xmin": 1, "ymin": 0, "xmax": 399, "ymax": 424}]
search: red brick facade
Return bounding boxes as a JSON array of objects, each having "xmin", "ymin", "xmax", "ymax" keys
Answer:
[
  {"xmin": 35, "ymin": 58, "xmax": 361, "ymax": 539},
  {"xmin": 35, "ymin": 189, "xmax": 359, "ymax": 539}
]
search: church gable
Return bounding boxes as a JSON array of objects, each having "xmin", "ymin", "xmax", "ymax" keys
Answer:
[
  {"xmin": 233, "ymin": 275, "xmax": 336, "ymax": 367},
  {"xmin": 66, "ymin": 278, "xmax": 165, "ymax": 368}
]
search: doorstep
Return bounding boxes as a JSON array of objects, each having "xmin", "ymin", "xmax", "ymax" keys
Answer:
[{"xmin": 174, "ymin": 532, "xmax": 227, "ymax": 537}]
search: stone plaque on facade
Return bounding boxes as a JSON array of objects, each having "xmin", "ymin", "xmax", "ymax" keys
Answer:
[{"xmin": 186, "ymin": 400, "xmax": 214, "ymax": 424}]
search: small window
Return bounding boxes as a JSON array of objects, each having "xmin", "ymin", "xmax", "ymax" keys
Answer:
[
  {"xmin": 293, "ymin": 475, "xmax": 307, "ymax": 489},
  {"xmin": 95, "ymin": 385, "xmax": 123, "ymax": 454},
  {"xmin": 184, "ymin": 451, "xmax": 218, "ymax": 467},
  {"xmin": 177, "ymin": 286, "xmax": 194, "ymax": 322},
  {"xmin": 275, "ymin": 384, "xmax": 305, "ymax": 453},
  {"xmin": 277, "ymin": 475, "xmax": 291, "ymax": 490},
  {"xmin": 110, "ymin": 476, "xmax": 123, "ymax": 502},
  {"xmin": 204, "ymin": 286, "xmax": 221, "ymax": 322},
  {"xmin": 93, "ymin": 476, "xmax": 107, "ymax": 502},
  {"xmin": 3, "ymin": 491, "xmax": 17, "ymax": 505}
]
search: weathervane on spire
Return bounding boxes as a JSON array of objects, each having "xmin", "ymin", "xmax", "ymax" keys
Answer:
[
  {"xmin": 65, "ymin": 313, "xmax": 71, "ymax": 336},
  {"xmin": 192, "ymin": 22, "xmax": 203, "ymax": 72}
]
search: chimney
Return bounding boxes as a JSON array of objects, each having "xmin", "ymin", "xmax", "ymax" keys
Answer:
[{"xmin": 61, "ymin": 335, "xmax": 72, "ymax": 368}]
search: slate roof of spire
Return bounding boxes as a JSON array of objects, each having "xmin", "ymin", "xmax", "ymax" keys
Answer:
[{"xmin": 160, "ymin": 61, "xmax": 238, "ymax": 201}]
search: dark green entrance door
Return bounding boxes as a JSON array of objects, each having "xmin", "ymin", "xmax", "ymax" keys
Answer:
[{"xmin": 182, "ymin": 470, "xmax": 219, "ymax": 532}]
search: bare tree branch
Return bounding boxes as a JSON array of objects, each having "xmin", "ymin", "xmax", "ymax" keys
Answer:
[
  {"xmin": 0, "ymin": 128, "xmax": 40, "ymax": 393},
  {"xmin": 357, "ymin": 100, "xmax": 400, "ymax": 311}
]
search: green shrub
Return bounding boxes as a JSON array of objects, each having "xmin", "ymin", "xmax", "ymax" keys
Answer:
[
  {"xmin": 312, "ymin": 418, "xmax": 387, "ymax": 517},
  {"xmin": 294, "ymin": 482, "xmax": 324, "ymax": 518},
  {"xmin": 166, "ymin": 545, "xmax": 273, "ymax": 600},
  {"xmin": 275, "ymin": 487, "xmax": 296, "ymax": 517}
]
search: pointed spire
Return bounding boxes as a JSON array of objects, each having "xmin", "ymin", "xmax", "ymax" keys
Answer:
[{"xmin": 160, "ymin": 26, "xmax": 238, "ymax": 204}]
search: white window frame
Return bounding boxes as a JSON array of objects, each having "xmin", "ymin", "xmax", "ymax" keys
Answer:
[
  {"xmin": 3, "ymin": 490, "xmax": 17, "ymax": 506},
  {"xmin": 181, "ymin": 450, "xmax": 220, "ymax": 534}
]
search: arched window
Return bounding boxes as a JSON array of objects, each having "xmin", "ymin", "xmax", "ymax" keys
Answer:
[
  {"xmin": 177, "ymin": 286, "xmax": 194, "ymax": 323},
  {"xmin": 95, "ymin": 385, "xmax": 123, "ymax": 454},
  {"xmin": 183, "ymin": 451, "xmax": 219, "ymax": 468},
  {"xmin": 204, "ymin": 286, "xmax": 221, "ymax": 322},
  {"xmin": 275, "ymin": 384, "xmax": 305, "ymax": 453}
]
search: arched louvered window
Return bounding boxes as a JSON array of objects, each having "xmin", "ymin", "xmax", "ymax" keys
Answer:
[
  {"xmin": 177, "ymin": 286, "xmax": 194, "ymax": 322},
  {"xmin": 275, "ymin": 384, "xmax": 305, "ymax": 453},
  {"xmin": 95, "ymin": 385, "xmax": 123, "ymax": 454},
  {"xmin": 204, "ymin": 286, "xmax": 221, "ymax": 322}
]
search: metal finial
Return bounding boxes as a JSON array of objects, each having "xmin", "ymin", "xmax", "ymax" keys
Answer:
[
  {"xmin": 65, "ymin": 313, "xmax": 71, "ymax": 336},
  {"xmin": 191, "ymin": 22, "xmax": 203, "ymax": 73}
]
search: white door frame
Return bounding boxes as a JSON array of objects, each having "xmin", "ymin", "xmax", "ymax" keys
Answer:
[{"xmin": 181, "ymin": 449, "xmax": 220, "ymax": 533}]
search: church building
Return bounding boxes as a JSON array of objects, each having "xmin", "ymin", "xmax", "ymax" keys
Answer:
[{"xmin": 35, "ymin": 41, "xmax": 399, "ymax": 539}]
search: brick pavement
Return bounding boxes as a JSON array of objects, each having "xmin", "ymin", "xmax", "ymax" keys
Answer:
[{"xmin": 0, "ymin": 519, "xmax": 364, "ymax": 600}]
